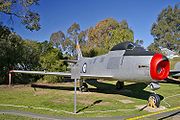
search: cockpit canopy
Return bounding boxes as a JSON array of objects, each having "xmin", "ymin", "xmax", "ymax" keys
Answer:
[
  {"xmin": 111, "ymin": 41, "xmax": 140, "ymax": 51},
  {"xmin": 110, "ymin": 41, "xmax": 154, "ymax": 56}
]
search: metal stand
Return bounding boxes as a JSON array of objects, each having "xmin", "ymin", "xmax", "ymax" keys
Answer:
[
  {"xmin": 74, "ymin": 79, "xmax": 77, "ymax": 113},
  {"xmin": 8, "ymin": 73, "xmax": 12, "ymax": 87},
  {"xmin": 71, "ymin": 66, "xmax": 80, "ymax": 114}
]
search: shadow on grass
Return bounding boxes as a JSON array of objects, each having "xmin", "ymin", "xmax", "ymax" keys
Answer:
[
  {"xmin": 31, "ymin": 83, "xmax": 74, "ymax": 91},
  {"xmin": 31, "ymin": 80, "xmax": 164, "ymax": 101},
  {"xmin": 76, "ymin": 100, "xmax": 102, "ymax": 113},
  {"xmin": 86, "ymin": 80, "xmax": 164, "ymax": 101}
]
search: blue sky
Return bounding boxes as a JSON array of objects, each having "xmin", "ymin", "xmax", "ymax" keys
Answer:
[{"xmin": 2, "ymin": 0, "xmax": 179, "ymax": 47}]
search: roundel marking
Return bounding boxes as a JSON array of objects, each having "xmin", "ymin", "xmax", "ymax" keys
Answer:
[{"xmin": 82, "ymin": 63, "xmax": 87, "ymax": 73}]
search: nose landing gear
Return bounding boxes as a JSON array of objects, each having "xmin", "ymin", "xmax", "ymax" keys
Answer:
[
  {"xmin": 147, "ymin": 82, "xmax": 161, "ymax": 108},
  {"xmin": 148, "ymin": 94, "xmax": 160, "ymax": 108}
]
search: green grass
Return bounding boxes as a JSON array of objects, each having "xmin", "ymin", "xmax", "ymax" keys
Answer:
[{"xmin": 0, "ymin": 81, "xmax": 179, "ymax": 118}]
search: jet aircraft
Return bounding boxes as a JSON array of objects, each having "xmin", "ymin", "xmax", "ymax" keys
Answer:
[{"xmin": 10, "ymin": 41, "xmax": 179, "ymax": 108}]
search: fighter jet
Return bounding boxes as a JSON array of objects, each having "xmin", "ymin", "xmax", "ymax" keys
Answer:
[{"xmin": 10, "ymin": 41, "xmax": 174, "ymax": 108}]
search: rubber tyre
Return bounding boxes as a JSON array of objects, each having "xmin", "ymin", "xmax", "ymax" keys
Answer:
[
  {"xmin": 148, "ymin": 94, "xmax": 160, "ymax": 108},
  {"xmin": 80, "ymin": 83, "xmax": 88, "ymax": 92},
  {"xmin": 116, "ymin": 81, "xmax": 124, "ymax": 90}
]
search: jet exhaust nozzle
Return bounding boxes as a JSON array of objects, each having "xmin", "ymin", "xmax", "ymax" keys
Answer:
[{"xmin": 150, "ymin": 53, "xmax": 170, "ymax": 80}]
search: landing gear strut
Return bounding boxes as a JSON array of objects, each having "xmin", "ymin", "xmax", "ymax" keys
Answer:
[
  {"xmin": 79, "ymin": 80, "xmax": 88, "ymax": 92},
  {"xmin": 116, "ymin": 81, "xmax": 124, "ymax": 90}
]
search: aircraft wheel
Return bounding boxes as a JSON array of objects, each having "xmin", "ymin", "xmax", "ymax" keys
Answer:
[
  {"xmin": 116, "ymin": 81, "xmax": 124, "ymax": 90},
  {"xmin": 79, "ymin": 83, "xmax": 88, "ymax": 92},
  {"xmin": 148, "ymin": 94, "xmax": 160, "ymax": 108}
]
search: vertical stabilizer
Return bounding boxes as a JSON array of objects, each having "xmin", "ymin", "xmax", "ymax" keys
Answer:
[{"xmin": 76, "ymin": 40, "xmax": 83, "ymax": 60}]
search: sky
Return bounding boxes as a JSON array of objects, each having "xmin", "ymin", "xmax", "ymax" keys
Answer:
[{"xmin": 2, "ymin": 0, "xmax": 179, "ymax": 47}]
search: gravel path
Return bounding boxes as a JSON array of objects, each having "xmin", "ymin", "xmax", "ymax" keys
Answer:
[
  {"xmin": 0, "ymin": 109, "xmax": 180, "ymax": 120},
  {"xmin": 0, "ymin": 110, "xmax": 125, "ymax": 120}
]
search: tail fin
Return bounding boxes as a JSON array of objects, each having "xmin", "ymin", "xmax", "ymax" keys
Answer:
[{"xmin": 76, "ymin": 40, "xmax": 83, "ymax": 60}]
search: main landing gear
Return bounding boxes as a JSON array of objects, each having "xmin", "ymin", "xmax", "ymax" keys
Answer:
[
  {"xmin": 147, "ymin": 82, "xmax": 161, "ymax": 108},
  {"xmin": 79, "ymin": 80, "xmax": 88, "ymax": 92},
  {"xmin": 116, "ymin": 81, "xmax": 124, "ymax": 90}
]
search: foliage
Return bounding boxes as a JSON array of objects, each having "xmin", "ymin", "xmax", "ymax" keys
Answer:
[
  {"xmin": 135, "ymin": 39, "xmax": 144, "ymax": 46},
  {"xmin": 12, "ymin": 40, "xmax": 43, "ymax": 84},
  {"xmin": 50, "ymin": 18, "xmax": 134, "ymax": 58},
  {"xmin": 150, "ymin": 4, "xmax": 180, "ymax": 53},
  {"xmin": 18, "ymin": 40, "xmax": 41, "ymax": 70},
  {"xmin": 50, "ymin": 31, "xmax": 65, "ymax": 48},
  {"xmin": 39, "ymin": 48, "xmax": 67, "ymax": 83},
  {"xmin": 0, "ymin": 25, "xmax": 43, "ymax": 84},
  {"xmin": 0, "ymin": 0, "xmax": 40, "ymax": 31},
  {"xmin": 0, "ymin": 24, "xmax": 67, "ymax": 84},
  {"xmin": 0, "ymin": 24, "xmax": 23, "ymax": 83},
  {"xmin": 86, "ymin": 18, "xmax": 134, "ymax": 56},
  {"xmin": 147, "ymin": 43, "xmax": 161, "ymax": 53},
  {"xmin": 50, "ymin": 23, "xmax": 87, "ymax": 58}
]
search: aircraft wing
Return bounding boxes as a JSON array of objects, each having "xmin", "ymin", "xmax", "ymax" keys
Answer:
[
  {"xmin": 10, "ymin": 70, "xmax": 113, "ymax": 79},
  {"xmin": 80, "ymin": 74, "xmax": 113, "ymax": 79},
  {"xmin": 10, "ymin": 70, "xmax": 72, "ymax": 76}
]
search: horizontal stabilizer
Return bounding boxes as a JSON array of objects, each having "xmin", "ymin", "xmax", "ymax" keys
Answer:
[{"xmin": 61, "ymin": 60, "xmax": 78, "ymax": 63}]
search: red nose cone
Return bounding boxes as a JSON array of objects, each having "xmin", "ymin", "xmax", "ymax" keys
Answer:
[{"xmin": 150, "ymin": 53, "xmax": 170, "ymax": 80}]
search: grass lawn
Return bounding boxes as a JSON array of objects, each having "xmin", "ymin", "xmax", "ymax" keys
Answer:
[{"xmin": 0, "ymin": 81, "xmax": 179, "ymax": 118}]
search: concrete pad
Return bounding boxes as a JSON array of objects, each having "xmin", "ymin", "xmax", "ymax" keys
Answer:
[
  {"xmin": 136, "ymin": 105, "xmax": 166, "ymax": 112},
  {"xmin": 119, "ymin": 100, "xmax": 134, "ymax": 104}
]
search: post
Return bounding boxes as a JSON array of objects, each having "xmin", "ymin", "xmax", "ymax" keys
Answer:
[
  {"xmin": 8, "ymin": 72, "xmax": 12, "ymax": 87},
  {"xmin": 74, "ymin": 78, "xmax": 77, "ymax": 113},
  {"xmin": 71, "ymin": 66, "xmax": 80, "ymax": 114}
]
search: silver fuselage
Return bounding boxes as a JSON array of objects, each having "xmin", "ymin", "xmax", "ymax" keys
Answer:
[{"xmin": 77, "ymin": 50, "xmax": 153, "ymax": 82}]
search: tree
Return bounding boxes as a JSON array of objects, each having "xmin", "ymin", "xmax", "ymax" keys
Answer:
[
  {"xmin": 18, "ymin": 40, "xmax": 41, "ymax": 70},
  {"xmin": 147, "ymin": 43, "xmax": 161, "ymax": 53},
  {"xmin": 50, "ymin": 19, "xmax": 133, "ymax": 57},
  {"xmin": 150, "ymin": 4, "xmax": 180, "ymax": 53},
  {"xmin": 0, "ymin": 24, "xmax": 23, "ymax": 66},
  {"xmin": 86, "ymin": 18, "xmax": 134, "ymax": 56},
  {"xmin": 50, "ymin": 23, "xmax": 87, "ymax": 58},
  {"xmin": 135, "ymin": 39, "xmax": 144, "ymax": 46},
  {"xmin": 50, "ymin": 31, "xmax": 65, "ymax": 49},
  {"xmin": 0, "ymin": 24, "xmax": 23, "ymax": 83},
  {"xmin": 0, "ymin": 0, "xmax": 40, "ymax": 31},
  {"xmin": 39, "ymin": 48, "xmax": 67, "ymax": 83}
]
